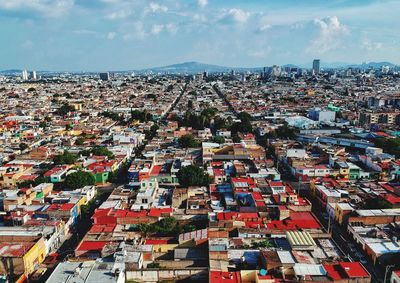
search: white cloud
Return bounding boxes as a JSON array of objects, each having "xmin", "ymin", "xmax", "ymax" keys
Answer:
[
  {"xmin": 100, "ymin": 0, "xmax": 123, "ymax": 3},
  {"xmin": 107, "ymin": 32, "xmax": 116, "ymax": 40},
  {"xmin": 307, "ymin": 16, "xmax": 349, "ymax": 54},
  {"xmin": 123, "ymin": 21, "xmax": 146, "ymax": 40},
  {"xmin": 21, "ymin": 40, "xmax": 34, "ymax": 49},
  {"xmin": 151, "ymin": 24, "xmax": 164, "ymax": 35},
  {"xmin": 257, "ymin": 24, "xmax": 271, "ymax": 32},
  {"xmin": 148, "ymin": 2, "xmax": 168, "ymax": 13},
  {"xmin": 166, "ymin": 23, "xmax": 178, "ymax": 34},
  {"xmin": 291, "ymin": 22, "xmax": 305, "ymax": 30},
  {"xmin": 193, "ymin": 13, "xmax": 208, "ymax": 23},
  {"xmin": 72, "ymin": 29, "xmax": 98, "ymax": 35},
  {"xmin": 220, "ymin": 8, "xmax": 250, "ymax": 25},
  {"xmin": 106, "ymin": 9, "xmax": 131, "ymax": 20},
  {"xmin": 197, "ymin": 0, "xmax": 208, "ymax": 8},
  {"xmin": 0, "ymin": 0, "xmax": 74, "ymax": 17},
  {"xmin": 362, "ymin": 37, "xmax": 383, "ymax": 51},
  {"xmin": 247, "ymin": 47, "xmax": 272, "ymax": 58}
]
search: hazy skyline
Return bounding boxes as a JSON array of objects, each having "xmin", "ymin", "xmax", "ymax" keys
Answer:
[{"xmin": 1, "ymin": 0, "xmax": 399, "ymax": 71}]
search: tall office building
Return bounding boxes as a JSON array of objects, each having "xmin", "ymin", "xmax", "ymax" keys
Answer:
[
  {"xmin": 21, "ymin": 70, "xmax": 28, "ymax": 80},
  {"xmin": 312, "ymin": 59, "xmax": 320, "ymax": 75},
  {"xmin": 30, "ymin": 71, "xmax": 37, "ymax": 80},
  {"xmin": 99, "ymin": 72, "xmax": 110, "ymax": 81},
  {"xmin": 271, "ymin": 65, "xmax": 281, "ymax": 77}
]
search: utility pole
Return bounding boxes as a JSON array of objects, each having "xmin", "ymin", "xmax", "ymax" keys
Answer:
[
  {"xmin": 384, "ymin": 264, "xmax": 395, "ymax": 283},
  {"xmin": 327, "ymin": 213, "xmax": 332, "ymax": 234}
]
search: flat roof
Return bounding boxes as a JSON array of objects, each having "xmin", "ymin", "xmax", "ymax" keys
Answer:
[
  {"xmin": 294, "ymin": 263, "xmax": 327, "ymax": 276},
  {"xmin": 46, "ymin": 260, "xmax": 119, "ymax": 283},
  {"xmin": 367, "ymin": 241, "xmax": 400, "ymax": 255},
  {"xmin": 277, "ymin": 250, "xmax": 296, "ymax": 264},
  {"xmin": 356, "ymin": 209, "xmax": 400, "ymax": 217},
  {"xmin": 0, "ymin": 242, "xmax": 35, "ymax": 257}
]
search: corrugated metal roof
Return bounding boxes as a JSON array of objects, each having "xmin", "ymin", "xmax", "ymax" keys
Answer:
[{"xmin": 286, "ymin": 231, "xmax": 316, "ymax": 247}]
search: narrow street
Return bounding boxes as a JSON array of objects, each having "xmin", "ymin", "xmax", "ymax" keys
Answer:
[{"xmin": 303, "ymin": 189, "xmax": 382, "ymax": 283}]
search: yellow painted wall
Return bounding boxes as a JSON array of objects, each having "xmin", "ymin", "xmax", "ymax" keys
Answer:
[
  {"xmin": 152, "ymin": 243, "xmax": 179, "ymax": 253},
  {"xmin": 75, "ymin": 197, "xmax": 86, "ymax": 215},
  {"xmin": 241, "ymin": 270, "xmax": 256, "ymax": 282},
  {"xmin": 23, "ymin": 238, "xmax": 46, "ymax": 275}
]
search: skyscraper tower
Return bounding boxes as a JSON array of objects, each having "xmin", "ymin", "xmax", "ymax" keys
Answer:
[
  {"xmin": 21, "ymin": 70, "xmax": 28, "ymax": 80},
  {"xmin": 30, "ymin": 71, "xmax": 37, "ymax": 80},
  {"xmin": 312, "ymin": 59, "xmax": 320, "ymax": 75}
]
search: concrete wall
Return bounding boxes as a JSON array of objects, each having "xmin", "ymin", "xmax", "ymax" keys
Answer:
[{"xmin": 126, "ymin": 268, "xmax": 207, "ymax": 283}]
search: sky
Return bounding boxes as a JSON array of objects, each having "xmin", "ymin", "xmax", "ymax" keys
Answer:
[{"xmin": 0, "ymin": 0, "xmax": 399, "ymax": 71}]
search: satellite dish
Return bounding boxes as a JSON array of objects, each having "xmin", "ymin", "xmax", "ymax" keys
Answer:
[{"xmin": 260, "ymin": 269, "xmax": 267, "ymax": 276}]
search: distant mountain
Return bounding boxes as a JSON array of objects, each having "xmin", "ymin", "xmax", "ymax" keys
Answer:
[
  {"xmin": 321, "ymin": 61, "xmax": 397, "ymax": 69},
  {"xmin": 320, "ymin": 62, "xmax": 353, "ymax": 69},
  {"xmin": 348, "ymin": 61, "xmax": 397, "ymax": 69},
  {"xmin": 0, "ymin": 69, "xmax": 22, "ymax": 74},
  {"xmin": 282, "ymin": 64, "xmax": 300, "ymax": 69},
  {"xmin": 138, "ymin": 61, "xmax": 263, "ymax": 74},
  {"xmin": 137, "ymin": 61, "xmax": 398, "ymax": 74},
  {"xmin": 1, "ymin": 61, "xmax": 398, "ymax": 75}
]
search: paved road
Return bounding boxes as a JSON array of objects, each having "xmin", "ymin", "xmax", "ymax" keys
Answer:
[{"xmin": 304, "ymin": 190, "xmax": 382, "ymax": 283}]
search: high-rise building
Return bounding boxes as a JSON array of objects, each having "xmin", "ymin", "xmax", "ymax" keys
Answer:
[
  {"xmin": 312, "ymin": 59, "xmax": 320, "ymax": 75},
  {"xmin": 30, "ymin": 71, "xmax": 37, "ymax": 80},
  {"xmin": 99, "ymin": 72, "xmax": 110, "ymax": 81},
  {"xmin": 21, "ymin": 70, "xmax": 28, "ymax": 80},
  {"xmin": 271, "ymin": 65, "xmax": 281, "ymax": 77},
  {"xmin": 308, "ymin": 107, "xmax": 336, "ymax": 122},
  {"xmin": 381, "ymin": 65, "xmax": 390, "ymax": 74}
]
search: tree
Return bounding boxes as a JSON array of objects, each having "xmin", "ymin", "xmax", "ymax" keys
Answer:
[
  {"xmin": 53, "ymin": 151, "xmax": 78, "ymax": 165},
  {"xmin": 19, "ymin": 143, "xmax": 28, "ymax": 151},
  {"xmin": 201, "ymin": 107, "xmax": 218, "ymax": 119},
  {"xmin": 363, "ymin": 197, "xmax": 393, "ymax": 209},
  {"xmin": 213, "ymin": 116, "xmax": 227, "ymax": 131},
  {"xmin": 75, "ymin": 137, "xmax": 85, "ymax": 145},
  {"xmin": 275, "ymin": 123, "xmax": 296, "ymax": 139},
  {"xmin": 145, "ymin": 124, "xmax": 159, "ymax": 140},
  {"xmin": 39, "ymin": 121, "xmax": 48, "ymax": 128},
  {"xmin": 135, "ymin": 217, "xmax": 182, "ymax": 236},
  {"xmin": 212, "ymin": 136, "xmax": 225, "ymax": 144},
  {"xmin": 184, "ymin": 224, "xmax": 196, "ymax": 233},
  {"xmin": 100, "ymin": 111, "xmax": 125, "ymax": 124},
  {"xmin": 157, "ymin": 217, "xmax": 177, "ymax": 233},
  {"xmin": 137, "ymin": 223, "xmax": 152, "ymax": 236},
  {"xmin": 232, "ymin": 133, "xmax": 241, "ymax": 143},
  {"xmin": 230, "ymin": 111, "xmax": 253, "ymax": 134},
  {"xmin": 177, "ymin": 165, "xmax": 211, "ymax": 187},
  {"xmin": 64, "ymin": 171, "xmax": 95, "ymax": 190},
  {"xmin": 237, "ymin": 111, "xmax": 252, "ymax": 122},
  {"xmin": 178, "ymin": 134, "xmax": 200, "ymax": 148},
  {"xmin": 108, "ymin": 161, "xmax": 130, "ymax": 184},
  {"xmin": 56, "ymin": 103, "xmax": 75, "ymax": 116},
  {"xmin": 18, "ymin": 175, "xmax": 48, "ymax": 189},
  {"xmin": 130, "ymin": 110, "xmax": 153, "ymax": 123},
  {"xmin": 251, "ymin": 240, "xmax": 275, "ymax": 248},
  {"xmin": 80, "ymin": 146, "xmax": 114, "ymax": 158},
  {"xmin": 373, "ymin": 137, "xmax": 400, "ymax": 158},
  {"xmin": 147, "ymin": 262, "xmax": 160, "ymax": 269}
]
